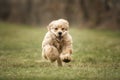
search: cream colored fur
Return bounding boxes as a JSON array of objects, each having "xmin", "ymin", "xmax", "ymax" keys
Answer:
[{"xmin": 42, "ymin": 19, "xmax": 73, "ymax": 66}]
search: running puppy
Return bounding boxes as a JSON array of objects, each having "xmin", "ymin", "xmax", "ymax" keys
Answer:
[{"xmin": 42, "ymin": 19, "xmax": 73, "ymax": 66}]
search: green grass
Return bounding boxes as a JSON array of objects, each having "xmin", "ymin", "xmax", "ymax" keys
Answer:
[{"xmin": 0, "ymin": 22, "xmax": 120, "ymax": 80}]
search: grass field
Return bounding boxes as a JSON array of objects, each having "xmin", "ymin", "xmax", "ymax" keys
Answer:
[{"xmin": 0, "ymin": 22, "xmax": 120, "ymax": 80}]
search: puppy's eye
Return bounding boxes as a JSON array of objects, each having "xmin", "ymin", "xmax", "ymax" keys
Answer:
[
  {"xmin": 62, "ymin": 28, "xmax": 64, "ymax": 30},
  {"xmin": 55, "ymin": 28, "xmax": 58, "ymax": 30}
]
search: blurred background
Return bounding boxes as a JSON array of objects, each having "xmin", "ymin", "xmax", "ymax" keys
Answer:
[
  {"xmin": 0, "ymin": 0, "xmax": 120, "ymax": 79},
  {"xmin": 0, "ymin": 0, "xmax": 120, "ymax": 29}
]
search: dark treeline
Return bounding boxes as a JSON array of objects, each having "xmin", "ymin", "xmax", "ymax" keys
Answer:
[{"xmin": 0, "ymin": 0, "xmax": 120, "ymax": 29}]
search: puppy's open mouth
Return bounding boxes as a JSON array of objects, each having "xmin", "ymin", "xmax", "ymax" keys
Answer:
[{"xmin": 58, "ymin": 35, "xmax": 63, "ymax": 40}]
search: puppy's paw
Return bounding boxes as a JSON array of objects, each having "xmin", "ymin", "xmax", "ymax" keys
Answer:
[
  {"xmin": 60, "ymin": 54, "xmax": 71, "ymax": 63},
  {"xmin": 63, "ymin": 58, "xmax": 71, "ymax": 63}
]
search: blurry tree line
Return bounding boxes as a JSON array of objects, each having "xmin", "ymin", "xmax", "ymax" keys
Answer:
[{"xmin": 0, "ymin": 0, "xmax": 120, "ymax": 29}]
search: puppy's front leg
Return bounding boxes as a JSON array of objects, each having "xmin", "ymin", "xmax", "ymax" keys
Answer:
[
  {"xmin": 60, "ymin": 40, "xmax": 73, "ymax": 63},
  {"xmin": 60, "ymin": 48, "xmax": 72, "ymax": 63}
]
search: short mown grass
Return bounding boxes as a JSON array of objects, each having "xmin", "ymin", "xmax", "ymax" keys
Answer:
[{"xmin": 0, "ymin": 22, "xmax": 120, "ymax": 80}]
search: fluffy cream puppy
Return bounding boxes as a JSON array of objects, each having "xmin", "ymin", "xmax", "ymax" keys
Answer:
[{"xmin": 42, "ymin": 19, "xmax": 73, "ymax": 66}]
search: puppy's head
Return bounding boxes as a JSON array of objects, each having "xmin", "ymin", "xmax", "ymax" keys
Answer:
[{"xmin": 47, "ymin": 19, "xmax": 69, "ymax": 39}]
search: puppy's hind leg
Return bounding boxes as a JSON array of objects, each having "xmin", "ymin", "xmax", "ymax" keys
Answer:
[
  {"xmin": 42, "ymin": 45, "xmax": 59, "ymax": 63},
  {"xmin": 57, "ymin": 57, "xmax": 62, "ymax": 66}
]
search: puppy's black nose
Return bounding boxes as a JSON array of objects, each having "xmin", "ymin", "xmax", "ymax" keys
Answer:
[{"xmin": 58, "ymin": 32, "xmax": 62, "ymax": 36}]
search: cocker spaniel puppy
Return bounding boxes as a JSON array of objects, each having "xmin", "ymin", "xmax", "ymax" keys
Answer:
[{"xmin": 42, "ymin": 19, "xmax": 73, "ymax": 66}]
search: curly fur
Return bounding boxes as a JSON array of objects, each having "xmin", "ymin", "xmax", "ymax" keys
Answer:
[{"xmin": 42, "ymin": 19, "xmax": 73, "ymax": 66}]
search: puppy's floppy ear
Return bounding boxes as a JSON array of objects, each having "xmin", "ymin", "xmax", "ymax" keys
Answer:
[{"xmin": 47, "ymin": 21, "xmax": 54, "ymax": 31}]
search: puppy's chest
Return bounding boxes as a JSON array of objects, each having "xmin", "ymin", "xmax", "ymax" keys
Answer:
[{"xmin": 52, "ymin": 40, "xmax": 64, "ymax": 51}]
